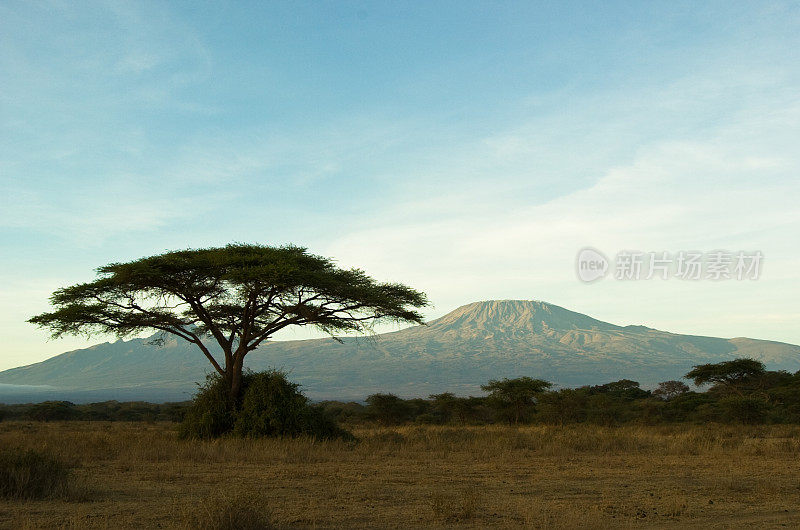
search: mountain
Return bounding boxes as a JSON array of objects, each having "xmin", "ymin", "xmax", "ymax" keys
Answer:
[{"xmin": 1, "ymin": 300, "xmax": 799, "ymax": 403}]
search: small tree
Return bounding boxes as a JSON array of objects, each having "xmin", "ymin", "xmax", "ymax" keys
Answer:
[
  {"xmin": 653, "ymin": 380, "xmax": 690, "ymax": 401},
  {"xmin": 428, "ymin": 392, "xmax": 458, "ymax": 423},
  {"xmin": 27, "ymin": 401, "xmax": 76, "ymax": 422},
  {"xmin": 685, "ymin": 358, "xmax": 765, "ymax": 396},
  {"xmin": 481, "ymin": 377, "xmax": 552, "ymax": 424},
  {"xmin": 453, "ymin": 397, "xmax": 487, "ymax": 424},
  {"xmin": 365, "ymin": 393, "xmax": 413, "ymax": 425},
  {"xmin": 29, "ymin": 244, "xmax": 427, "ymax": 406},
  {"xmin": 536, "ymin": 388, "xmax": 589, "ymax": 425},
  {"xmin": 591, "ymin": 379, "xmax": 650, "ymax": 400}
]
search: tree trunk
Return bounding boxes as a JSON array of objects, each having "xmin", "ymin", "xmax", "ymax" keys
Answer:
[{"xmin": 227, "ymin": 354, "xmax": 246, "ymax": 406}]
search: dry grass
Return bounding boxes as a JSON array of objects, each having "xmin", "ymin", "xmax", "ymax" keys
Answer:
[{"xmin": 1, "ymin": 422, "xmax": 799, "ymax": 528}]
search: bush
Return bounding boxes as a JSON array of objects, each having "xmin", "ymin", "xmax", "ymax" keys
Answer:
[
  {"xmin": 317, "ymin": 401, "xmax": 367, "ymax": 423},
  {"xmin": 718, "ymin": 396, "xmax": 770, "ymax": 424},
  {"xmin": 179, "ymin": 375, "xmax": 236, "ymax": 439},
  {"xmin": 233, "ymin": 371, "xmax": 313, "ymax": 437},
  {"xmin": 0, "ymin": 407, "xmax": 6, "ymax": 423},
  {"xmin": 180, "ymin": 370, "xmax": 352, "ymax": 441},
  {"xmin": 536, "ymin": 388, "xmax": 589, "ymax": 424},
  {"xmin": 27, "ymin": 401, "xmax": 76, "ymax": 422},
  {"xmin": 0, "ymin": 448, "xmax": 71, "ymax": 499},
  {"xmin": 365, "ymin": 393, "xmax": 414, "ymax": 425}
]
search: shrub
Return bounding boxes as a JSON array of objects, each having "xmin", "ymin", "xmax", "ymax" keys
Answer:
[
  {"xmin": 317, "ymin": 401, "xmax": 367, "ymax": 423},
  {"xmin": 0, "ymin": 407, "xmax": 6, "ymax": 423},
  {"xmin": 27, "ymin": 401, "xmax": 76, "ymax": 422},
  {"xmin": 585, "ymin": 394, "xmax": 631, "ymax": 425},
  {"xmin": 180, "ymin": 370, "xmax": 352, "ymax": 441},
  {"xmin": 658, "ymin": 391, "xmax": 713, "ymax": 422},
  {"xmin": 769, "ymin": 385, "xmax": 800, "ymax": 423},
  {"xmin": 0, "ymin": 448, "xmax": 71, "ymax": 499},
  {"xmin": 233, "ymin": 371, "xmax": 312, "ymax": 437},
  {"xmin": 653, "ymin": 381, "xmax": 690, "ymax": 401},
  {"xmin": 718, "ymin": 396, "xmax": 770, "ymax": 424},
  {"xmin": 179, "ymin": 375, "xmax": 236, "ymax": 439},
  {"xmin": 536, "ymin": 388, "xmax": 589, "ymax": 424},
  {"xmin": 415, "ymin": 413, "xmax": 441, "ymax": 424},
  {"xmin": 365, "ymin": 393, "xmax": 413, "ymax": 425}
]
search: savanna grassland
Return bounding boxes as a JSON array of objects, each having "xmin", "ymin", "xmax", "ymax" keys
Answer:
[{"xmin": 1, "ymin": 422, "xmax": 800, "ymax": 529}]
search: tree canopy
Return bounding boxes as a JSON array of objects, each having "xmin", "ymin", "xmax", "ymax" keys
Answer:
[
  {"xmin": 481, "ymin": 377, "xmax": 552, "ymax": 423},
  {"xmin": 29, "ymin": 244, "xmax": 428, "ymax": 401},
  {"xmin": 684, "ymin": 358, "xmax": 766, "ymax": 396},
  {"xmin": 653, "ymin": 380, "xmax": 690, "ymax": 401}
]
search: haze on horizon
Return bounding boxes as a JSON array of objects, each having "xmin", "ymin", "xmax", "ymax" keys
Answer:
[{"xmin": 1, "ymin": 1, "xmax": 799, "ymax": 371}]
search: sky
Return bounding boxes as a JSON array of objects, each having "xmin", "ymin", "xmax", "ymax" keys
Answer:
[{"xmin": 1, "ymin": 1, "xmax": 799, "ymax": 371}]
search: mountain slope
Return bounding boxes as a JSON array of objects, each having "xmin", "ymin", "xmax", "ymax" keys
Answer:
[{"xmin": 2, "ymin": 300, "xmax": 799, "ymax": 402}]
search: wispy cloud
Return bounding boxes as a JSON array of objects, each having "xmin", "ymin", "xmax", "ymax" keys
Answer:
[
  {"xmin": 1, "ymin": 1, "xmax": 799, "ymax": 367},
  {"xmin": 323, "ymin": 91, "xmax": 800, "ymax": 344}
]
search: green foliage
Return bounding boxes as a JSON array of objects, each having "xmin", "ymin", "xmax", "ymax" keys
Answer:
[
  {"xmin": 1, "ymin": 400, "xmax": 188, "ymax": 422},
  {"xmin": 425, "ymin": 393, "xmax": 489, "ymax": 424},
  {"xmin": 365, "ymin": 393, "xmax": 414, "ymax": 425},
  {"xmin": 584, "ymin": 393, "xmax": 634, "ymax": 425},
  {"xmin": 454, "ymin": 397, "xmax": 491, "ymax": 424},
  {"xmin": 317, "ymin": 401, "xmax": 366, "ymax": 423},
  {"xmin": 29, "ymin": 244, "xmax": 428, "ymax": 341},
  {"xmin": 28, "ymin": 244, "xmax": 428, "ymax": 407},
  {"xmin": 717, "ymin": 396, "xmax": 771, "ymax": 424},
  {"xmin": 653, "ymin": 380, "xmax": 690, "ymax": 401},
  {"xmin": 179, "ymin": 374, "xmax": 237, "ymax": 439},
  {"xmin": 659, "ymin": 392, "xmax": 715, "ymax": 422},
  {"xmin": 180, "ymin": 371, "xmax": 351, "ymax": 440},
  {"xmin": 633, "ymin": 398, "xmax": 667, "ymax": 425},
  {"xmin": 0, "ymin": 448, "xmax": 71, "ymax": 499},
  {"xmin": 234, "ymin": 371, "xmax": 316, "ymax": 437},
  {"xmin": 27, "ymin": 401, "xmax": 77, "ymax": 422},
  {"xmin": 685, "ymin": 358, "xmax": 766, "ymax": 395},
  {"xmin": 481, "ymin": 377, "xmax": 552, "ymax": 424},
  {"xmin": 536, "ymin": 388, "xmax": 589, "ymax": 424},
  {"xmin": 591, "ymin": 379, "xmax": 651, "ymax": 400},
  {"xmin": 7, "ymin": 357, "xmax": 800, "ymax": 428},
  {"xmin": 768, "ymin": 375, "xmax": 800, "ymax": 422},
  {"xmin": 427, "ymin": 393, "xmax": 458, "ymax": 424}
]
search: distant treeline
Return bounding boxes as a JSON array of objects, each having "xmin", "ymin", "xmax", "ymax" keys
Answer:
[
  {"xmin": 0, "ymin": 400, "xmax": 188, "ymax": 423},
  {"xmin": 324, "ymin": 358, "xmax": 800, "ymax": 426},
  {"xmin": 2, "ymin": 358, "xmax": 800, "ymax": 425}
]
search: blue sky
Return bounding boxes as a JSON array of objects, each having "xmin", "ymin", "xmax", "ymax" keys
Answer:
[{"xmin": 1, "ymin": 1, "xmax": 799, "ymax": 370}]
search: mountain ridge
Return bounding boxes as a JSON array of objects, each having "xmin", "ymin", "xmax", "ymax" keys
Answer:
[{"xmin": 2, "ymin": 300, "xmax": 799, "ymax": 402}]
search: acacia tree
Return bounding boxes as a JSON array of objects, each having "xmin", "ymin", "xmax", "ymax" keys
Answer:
[
  {"xmin": 684, "ymin": 358, "xmax": 765, "ymax": 397},
  {"xmin": 652, "ymin": 380, "xmax": 690, "ymax": 401},
  {"xmin": 481, "ymin": 377, "xmax": 552, "ymax": 424},
  {"xmin": 364, "ymin": 393, "xmax": 413, "ymax": 425},
  {"xmin": 29, "ymin": 244, "xmax": 428, "ymax": 404}
]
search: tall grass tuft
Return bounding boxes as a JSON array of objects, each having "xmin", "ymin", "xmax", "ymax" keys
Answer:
[
  {"xmin": 181, "ymin": 491, "xmax": 274, "ymax": 529},
  {"xmin": 0, "ymin": 448, "xmax": 72, "ymax": 499}
]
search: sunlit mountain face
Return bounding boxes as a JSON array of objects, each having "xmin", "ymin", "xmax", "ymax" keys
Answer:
[{"xmin": 2, "ymin": 300, "xmax": 798, "ymax": 403}]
